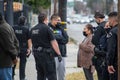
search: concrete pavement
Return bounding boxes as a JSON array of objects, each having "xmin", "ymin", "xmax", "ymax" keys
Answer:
[{"xmin": 14, "ymin": 43, "xmax": 82, "ymax": 80}]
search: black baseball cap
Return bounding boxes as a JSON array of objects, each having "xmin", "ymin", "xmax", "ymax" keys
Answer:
[{"xmin": 94, "ymin": 12, "xmax": 105, "ymax": 18}]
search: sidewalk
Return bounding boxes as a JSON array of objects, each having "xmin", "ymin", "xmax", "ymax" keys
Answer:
[{"xmin": 14, "ymin": 43, "xmax": 82, "ymax": 80}]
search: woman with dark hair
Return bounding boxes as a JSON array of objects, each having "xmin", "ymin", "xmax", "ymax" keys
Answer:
[{"xmin": 77, "ymin": 24, "xmax": 95, "ymax": 80}]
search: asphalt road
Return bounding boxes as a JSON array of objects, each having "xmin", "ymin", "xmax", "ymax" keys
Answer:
[{"xmin": 67, "ymin": 22, "xmax": 97, "ymax": 44}]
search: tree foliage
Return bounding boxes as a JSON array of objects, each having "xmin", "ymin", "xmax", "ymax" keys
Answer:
[
  {"xmin": 26, "ymin": 0, "xmax": 51, "ymax": 9},
  {"xmin": 86, "ymin": 0, "xmax": 114, "ymax": 14},
  {"xmin": 13, "ymin": 0, "xmax": 51, "ymax": 13}
]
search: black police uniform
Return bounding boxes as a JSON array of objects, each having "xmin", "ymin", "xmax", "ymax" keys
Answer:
[
  {"xmin": 107, "ymin": 25, "xmax": 118, "ymax": 80},
  {"xmin": 30, "ymin": 23, "xmax": 57, "ymax": 80},
  {"xmin": 13, "ymin": 25, "xmax": 30, "ymax": 80},
  {"xmin": 92, "ymin": 21, "xmax": 109, "ymax": 80},
  {"xmin": 48, "ymin": 23, "xmax": 69, "ymax": 57}
]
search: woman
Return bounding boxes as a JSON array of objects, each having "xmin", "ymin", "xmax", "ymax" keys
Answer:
[{"xmin": 77, "ymin": 24, "xmax": 95, "ymax": 80}]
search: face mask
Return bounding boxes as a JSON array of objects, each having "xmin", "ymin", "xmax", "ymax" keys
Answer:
[
  {"xmin": 83, "ymin": 31, "xmax": 87, "ymax": 37},
  {"xmin": 56, "ymin": 22, "xmax": 61, "ymax": 27}
]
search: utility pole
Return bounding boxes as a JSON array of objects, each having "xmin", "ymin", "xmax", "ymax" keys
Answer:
[
  {"xmin": 118, "ymin": 0, "xmax": 120, "ymax": 79},
  {"xmin": 0, "ymin": 0, "xmax": 4, "ymax": 16},
  {"xmin": 58, "ymin": 0, "xmax": 67, "ymax": 28},
  {"xmin": 6, "ymin": 0, "xmax": 14, "ymax": 26}
]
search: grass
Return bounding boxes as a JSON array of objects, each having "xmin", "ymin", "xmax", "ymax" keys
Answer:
[{"xmin": 66, "ymin": 71, "xmax": 98, "ymax": 80}]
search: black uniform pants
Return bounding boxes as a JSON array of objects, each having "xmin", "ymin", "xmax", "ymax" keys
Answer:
[
  {"xmin": 12, "ymin": 52, "xmax": 27, "ymax": 80},
  {"xmin": 19, "ymin": 52, "xmax": 27, "ymax": 80},
  {"xmin": 33, "ymin": 49, "xmax": 57, "ymax": 80},
  {"xmin": 93, "ymin": 57, "xmax": 109, "ymax": 80}
]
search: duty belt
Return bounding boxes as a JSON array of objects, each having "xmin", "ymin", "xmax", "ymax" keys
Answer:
[{"xmin": 33, "ymin": 47, "xmax": 52, "ymax": 53}]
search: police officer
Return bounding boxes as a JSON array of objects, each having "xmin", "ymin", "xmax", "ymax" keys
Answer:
[
  {"xmin": 107, "ymin": 12, "xmax": 118, "ymax": 80},
  {"xmin": 92, "ymin": 12, "xmax": 109, "ymax": 80},
  {"xmin": 13, "ymin": 16, "xmax": 32, "ymax": 80},
  {"xmin": 30, "ymin": 13, "xmax": 62, "ymax": 80},
  {"xmin": 48, "ymin": 14, "xmax": 69, "ymax": 80}
]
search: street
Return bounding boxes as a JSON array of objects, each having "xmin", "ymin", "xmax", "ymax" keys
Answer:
[
  {"xmin": 67, "ymin": 22, "xmax": 97, "ymax": 44},
  {"xmin": 14, "ymin": 22, "xmax": 97, "ymax": 80}
]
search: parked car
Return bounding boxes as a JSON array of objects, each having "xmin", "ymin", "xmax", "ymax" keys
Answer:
[
  {"xmin": 80, "ymin": 16, "xmax": 90, "ymax": 24},
  {"xmin": 88, "ymin": 15, "xmax": 94, "ymax": 22},
  {"xmin": 67, "ymin": 17, "xmax": 72, "ymax": 24}
]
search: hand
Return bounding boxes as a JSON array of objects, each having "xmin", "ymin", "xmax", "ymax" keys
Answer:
[
  {"xmin": 108, "ymin": 65, "xmax": 115, "ymax": 74},
  {"xmin": 91, "ymin": 65, "xmax": 95, "ymax": 73},
  {"xmin": 58, "ymin": 55, "xmax": 62, "ymax": 62},
  {"xmin": 12, "ymin": 57, "xmax": 18, "ymax": 65},
  {"xmin": 26, "ymin": 49, "xmax": 31, "ymax": 57}
]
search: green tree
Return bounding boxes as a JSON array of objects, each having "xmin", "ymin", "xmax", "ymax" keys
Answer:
[
  {"xmin": 86, "ymin": 0, "xmax": 114, "ymax": 14},
  {"xmin": 13, "ymin": 0, "xmax": 51, "ymax": 13}
]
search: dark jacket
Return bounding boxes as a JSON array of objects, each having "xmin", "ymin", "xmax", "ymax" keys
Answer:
[
  {"xmin": 13, "ymin": 25, "xmax": 30, "ymax": 53},
  {"xmin": 107, "ymin": 25, "xmax": 117, "ymax": 67},
  {"xmin": 48, "ymin": 23, "xmax": 69, "ymax": 57},
  {"xmin": 92, "ymin": 21, "xmax": 106, "ymax": 47},
  {"xmin": 0, "ymin": 19, "xmax": 19, "ymax": 68}
]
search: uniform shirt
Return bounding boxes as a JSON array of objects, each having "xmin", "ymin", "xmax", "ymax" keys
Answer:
[
  {"xmin": 107, "ymin": 26, "xmax": 118, "ymax": 67},
  {"xmin": 92, "ymin": 21, "xmax": 106, "ymax": 47},
  {"xmin": 49, "ymin": 23, "xmax": 68, "ymax": 44},
  {"xmin": 30, "ymin": 23, "xmax": 55, "ymax": 48},
  {"xmin": 48, "ymin": 23, "xmax": 69, "ymax": 57},
  {"xmin": 13, "ymin": 25, "xmax": 30, "ymax": 52}
]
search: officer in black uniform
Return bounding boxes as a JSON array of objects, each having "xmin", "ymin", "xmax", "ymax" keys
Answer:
[
  {"xmin": 48, "ymin": 14, "xmax": 69, "ymax": 80},
  {"xmin": 30, "ymin": 13, "xmax": 62, "ymax": 80},
  {"xmin": 13, "ymin": 16, "xmax": 32, "ymax": 80},
  {"xmin": 92, "ymin": 12, "xmax": 109, "ymax": 80},
  {"xmin": 107, "ymin": 12, "xmax": 118, "ymax": 80}
]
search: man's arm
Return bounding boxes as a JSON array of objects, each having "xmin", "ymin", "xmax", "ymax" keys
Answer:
[
  {"xmin": 51, "ymin": 40, "xmax": 61, "ymax": 55},
  {"xmin": 27, "ymin": 39, "xmax": 32, "ymax": 56},
  {"xmin": 60, "ymin": 28, "xmax": 69, "ymax": 44},
  {"xmin": 107, "ymin": 31, "xmax": 117, "ymax": 73},
  {"xmin": 51, "ymin": 40, "xmax": 62, "ymax": 62}
]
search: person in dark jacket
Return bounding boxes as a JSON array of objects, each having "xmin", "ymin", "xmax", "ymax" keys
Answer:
[
  {"xmin": 13, "ymin": 16, "xmax": 32, "ymax": 80},
  {"xmin": 30, "ymin": 13, "xmax": 62, "ymax": 80},
  {"xmin": 48, "ymin": 14, "xmax": 69, "ymax": 80},
  {"xmin": 107, "ymin": 12, "xmax": 118, "ymax": 80},
  {"xmin": 92, "ymin": 12, "xmax": 109, "ymax": 80},
  {"xmin": 0, "ymin": 12, "xmax": 19, "ymax": 80}
]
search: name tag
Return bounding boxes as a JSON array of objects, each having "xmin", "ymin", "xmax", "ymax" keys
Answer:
[
  {"xmin": 15, "ymin": 30, "xmax": 23, "ymax": 34},
  {"xmin": 32, "ymin": 29, "xmax": 39, "ymax": 34}
]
